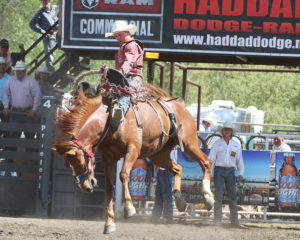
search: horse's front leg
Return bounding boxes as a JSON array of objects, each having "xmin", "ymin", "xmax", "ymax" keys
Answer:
[
  {"xmin": 102, "ymin": 160, "xmax": 117, "ymax": 234},
  {"xmin": 120, "ymin": 144, "xmax": 139, "ymax": 218}
]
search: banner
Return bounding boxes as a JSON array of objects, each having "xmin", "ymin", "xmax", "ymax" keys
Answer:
[
  {"xmin": 179, "ymin": 150, "xmax": 270, "ymax": 204},
  {"xmin": 61, "ymin": 0, "xmax": 300, "ymax": 57},
  {"xmin": 276, "ymin": 152, "xmax": 300, "ymax": 208}
]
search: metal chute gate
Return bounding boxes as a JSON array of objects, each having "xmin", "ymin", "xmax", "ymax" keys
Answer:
[{"xmin": 0, "ymin": 95, "xmax": 106, "ymax": 218}]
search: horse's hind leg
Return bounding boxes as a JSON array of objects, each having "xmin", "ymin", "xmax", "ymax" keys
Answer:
[
  {"xmin": 119, "ymin": 144, "xmax": 139, "ymax": 218},
  {"xmin": 150, "ymin": 149, "xmax": 187, "ymax": 212},
  {"xmin": 182, "ymin": 132, "xmax": 214, "ymax": 210}
]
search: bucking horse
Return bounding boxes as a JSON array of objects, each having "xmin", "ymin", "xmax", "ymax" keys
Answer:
[{"xmin": 53, "ymin": 67, "xmax": 214, "ymax": 234}]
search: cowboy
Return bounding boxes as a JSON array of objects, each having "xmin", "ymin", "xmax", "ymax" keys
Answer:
[
  {"xmin": 200, "ymin": 112, "xmax": 217, "ymax": 132},
  {"xmin": 0, "ymin": 39, "xmax": 25, "ymax": 74},
  {"xmin": 209, "ymin": 121, "xmax": 246, "ymax": 228},
  {"xmin": 36, "ymin": 65, "xmax": 63, "ymax": 102},
  {"xmin": 199, "ymin": 112, "xmax": 217, "ymax": 140},
  {"xmin": 105, "ymin": 20, "xmax": 144, "ymax": 125}
]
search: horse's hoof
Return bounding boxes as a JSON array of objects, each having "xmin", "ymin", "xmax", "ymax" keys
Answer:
[
  {"xmin": 103, "ymin": 224, "xmax": 116, "ymax": 234},
  {"xmin": 173, "ymin": 190, "xmax": 187, "ymax": 212},
  {"xmin": 124, "ymin": 207, "xmax": 136, "ymax": 218}
]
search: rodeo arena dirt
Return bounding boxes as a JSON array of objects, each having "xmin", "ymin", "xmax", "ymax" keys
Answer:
[{"xmin": 1, "ymin": 215, "xmax": 300, "ymax": 240}]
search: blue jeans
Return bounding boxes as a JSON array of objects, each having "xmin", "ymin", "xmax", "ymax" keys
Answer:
[
  {"xmin": 43, "ymin": 36, "xmax": 57, "ymax": 72},
  {"xmin": 213, "ymin": 166, "xmax": 238, "ymax": 224},
  {"xmin": 152, "ymin": 170, "xmax": 173, "ymax": 222},
  {"xmin": 118, "ymin": 94, "xmax": 130, "ymax": 115}
]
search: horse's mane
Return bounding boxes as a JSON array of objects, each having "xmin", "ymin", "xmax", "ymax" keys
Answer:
[
  {"xmin": 57, "ymin": 91, "xmax": 103, "ymax": 137},
  {"xmin": 145, "ymin": 83, "xmax": 173, "ymax": 99}
]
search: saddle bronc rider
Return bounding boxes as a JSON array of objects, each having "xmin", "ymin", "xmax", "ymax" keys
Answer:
[{"xmin": 105, "ymin": 20, "xmax": 144, "ymax": 125}]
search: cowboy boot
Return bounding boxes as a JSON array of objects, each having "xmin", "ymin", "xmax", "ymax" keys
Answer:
[{"xmin": 111, "ymin": 103, "xmax": 124, "ymax": 129}]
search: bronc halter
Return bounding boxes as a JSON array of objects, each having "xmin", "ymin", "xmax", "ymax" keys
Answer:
[
  {"xmin": 70, "ymin": 105, "xmax": 111, "ymax": 186},
  {"xmin": 71, "ymin": 139, "xmax": 96, "ymax": 185}
]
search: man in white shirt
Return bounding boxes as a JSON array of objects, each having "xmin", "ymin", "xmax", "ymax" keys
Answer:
[
  {"xmin": 270, "ymin": 137, "xmax": 291, "ymax": 181},
  {"xmin": 209, "ymin": 121, "xmax": 246, "ymax": 228},
  {"xmin": 199, "ymin": 112, "xmax": 217, "ymax": 140},
  {"xmin": 199, "ymin": 112, "xmax": 217, "ymax": 132},
  {"xmin": 272, "ymin": 137, "xmax": 291, "ymax": 152}
]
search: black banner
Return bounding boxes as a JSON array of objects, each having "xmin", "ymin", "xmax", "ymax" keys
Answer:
[{"xmin": 61, "ymin": 0, "xmax": 300, "ymax": 57}]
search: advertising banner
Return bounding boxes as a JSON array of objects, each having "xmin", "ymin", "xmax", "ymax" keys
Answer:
[
  {"xmin": 61, "ymin": 0, "xmax": 300, "ymax": 57},
  {"xmin": 178, "ymin": 149, "xmax": 270, "ymax": 205},
  {"xmin": 276, "ymin": 152, "xmax": 300, "ymax": 209}
]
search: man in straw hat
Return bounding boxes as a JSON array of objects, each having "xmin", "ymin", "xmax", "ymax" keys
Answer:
[
  {"xmin": 200, "ymin": 112, "xmax": 217, "ymax": 132},
  {"xmin": 36, "ymin": 65, "xmax": 63, "ymax": 102},
  {"xmin": 105, "ymin": 20, "xmax": 144, "ymax": 125},
  {"xmin": 3, "ymin": 61, "xmax": 41, "ymax": 139},
  {"xmin": 209, "ymin": 121, "xmax": 246, "ymax": 228},
  {"xmin": 199, "ymin": 112, "xmax": 217, "ymax": 140}
]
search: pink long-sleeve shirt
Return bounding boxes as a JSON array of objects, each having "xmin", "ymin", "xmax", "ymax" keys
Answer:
[{"xmin": 115, "ymin": 40, "xmax": 143, "ymax": 76}]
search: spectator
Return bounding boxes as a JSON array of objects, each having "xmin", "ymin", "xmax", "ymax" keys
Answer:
[
  {"xmin": 105, "ymin": 20, "xmax": 144, "ymax": 126},
  {"xmin": 29, "ymin": 0, "xmax": 59, "ymax": 73},
  {"xmin": 199, "ymin": 112, "xmax": 217, "ymax": 140},
  {"xmin": 0, "ymin": 38, "xmax": 25, "ymax": 74},
  {"xmin": 3, "ymin": 61, "xmax": 42, "ymax": 139},
  {"xmin": 272, "ymin": 137, "xmax": 291, "ymax": 152},
  {"xmin": 209, "ymin": 121, "xmax": 246, "ymax": 228},
  {"xmin": 151, "ymin": 150, "xmax": 175, "ymax": 224},
  {"xmin": 270, "ymin": 137, "xmax": 291, "ymax": 179},
  {"xmin": 0, "ymin": 57, "xmax": 10, "ymax": 112},
  {"xmin": 200, "ymin": 112, "xmax": 217, "ymax": 132},
  {"xmin": 36, "ymin": 65, "xmax": 63, "ymax": 101}
]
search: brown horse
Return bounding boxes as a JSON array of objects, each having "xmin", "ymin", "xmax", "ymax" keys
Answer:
[{"xmin": 54, "ymin": 83, "xmax": 214, "ymax": 234}]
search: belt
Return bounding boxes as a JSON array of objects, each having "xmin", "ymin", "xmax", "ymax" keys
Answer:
[
  {"xmin": 215, "ymin": 166, "xmax": 235, "ymax": 169},
  {"xmin": 158, "ymin": 169, "xmax": 165, "ymax": 176},
  {"xmin": 12, "ymin": 106, "xmax": 32, "ymax": 112}
]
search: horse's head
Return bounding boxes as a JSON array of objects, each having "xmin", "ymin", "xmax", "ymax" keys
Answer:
[
  {"xmin": 54, "ymin": 74, "xmax": 110, "ymax": 192},
  {"xmin": 54, "ymin": 140, "xmax": 98, "ymax": 192}
]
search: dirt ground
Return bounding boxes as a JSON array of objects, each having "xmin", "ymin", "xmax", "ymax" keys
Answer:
[{"xmin": 1, "ymin": 216, "xmax": 300, "ymax": 240}]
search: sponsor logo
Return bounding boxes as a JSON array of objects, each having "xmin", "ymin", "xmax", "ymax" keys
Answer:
[{"xmin": 81, "ymin": 0, "xmax": 100, "ymax": 9}]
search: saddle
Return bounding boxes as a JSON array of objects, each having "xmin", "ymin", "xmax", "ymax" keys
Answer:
[{"xmin": 103, "ymin": 67, "xmax": 184, "ymax": 151}]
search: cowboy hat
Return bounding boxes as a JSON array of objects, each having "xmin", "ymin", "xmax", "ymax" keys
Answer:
[
  {"xmin": 13, "ymin": 61, "xmax": 27, "ymax": 71},
  {"xmin": 38, "ymin": 65, "xmax": 50, "ymax": 73},
  {"xmin": 0, "ymin": 57, "xmax": 6, "ymax": 64},
  {"xmin": 105, "ymin": 20, "xmax": 137, "ymax": 37},
  {"xmin": 203, "ymin": 112, "xmax": 217, "ymax": 126},
  {"xmin": 218, "ymin": 121, "xmax": 236, "ymax": 133}
]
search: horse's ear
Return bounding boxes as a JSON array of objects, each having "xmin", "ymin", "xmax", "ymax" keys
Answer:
[
  {"xmin": 66, "ymin": 148, "xmax": 77, "ymax": 156},
  {"xmin": 52, "ymin": 143, "xmax": 66, "ymax": 156}
]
